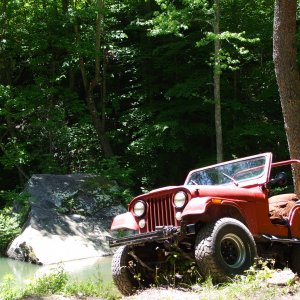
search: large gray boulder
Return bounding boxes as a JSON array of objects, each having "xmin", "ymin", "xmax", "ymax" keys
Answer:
[{"xmin": 6, "ymin": 174, "xmax": 126, "ymax": 265}]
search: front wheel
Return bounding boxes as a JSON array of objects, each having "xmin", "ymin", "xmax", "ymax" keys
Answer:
[
  {"xmin": 195, "ymin": 218, "xmax": 257, "ymax": 283},
  {"xmin": 111, "ymin": 245, "xmax": 155, "ymax": 296}
]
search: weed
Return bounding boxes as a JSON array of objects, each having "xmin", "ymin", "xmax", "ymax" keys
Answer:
[
  {"xmin": 0, "ymin": 267, "xmax": 121, "ymax": 300},
  {"xmin": 0, "ymin": 274, "xmax": 22, "ymax": 300},
  {"xmin": 22, "ymin": 267, "xmax": 68, "ymax": 297}
]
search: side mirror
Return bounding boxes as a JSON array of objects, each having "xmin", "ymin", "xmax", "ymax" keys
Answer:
[{"xmin": 267, "ymin": 172, "xmax": 288, "ymax": 188}]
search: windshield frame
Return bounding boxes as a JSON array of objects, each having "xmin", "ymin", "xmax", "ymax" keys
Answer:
[{"xmin": 184, "ymin": 153, "xmax": 272, "ymax": 188}]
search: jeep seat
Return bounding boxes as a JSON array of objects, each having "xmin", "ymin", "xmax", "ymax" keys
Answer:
[{"xmin": 268, "ymin": 193, "xmax": 298, "ymax": 223}]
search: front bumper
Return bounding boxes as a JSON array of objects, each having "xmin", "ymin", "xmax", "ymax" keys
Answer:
[
  {"xmin": 108, "ymin": 224, "xmax": 196, "ymax": 248},
  {"xmin": 108, "ymin": 226, "xmax": 181, "ymax": 248}
]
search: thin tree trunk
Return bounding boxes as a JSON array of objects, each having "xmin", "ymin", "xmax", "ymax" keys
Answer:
[
  {"xmin": 94, "ymin": 0, "xmax": 113, "ymax": 157},
  {"xmin": 273, "ymin": 0, "xmax": 300, "ymax": 197},
  {"xmin": 62, "ymin": 0, "xmax": 68, "ymax": 13},
  {"xmin": 214, "ymin": 0, "xmax": 223, "ymax": 163},
  {"xmin": 75, "ymin": 0, "xmax": 113, "ymax": 158}
]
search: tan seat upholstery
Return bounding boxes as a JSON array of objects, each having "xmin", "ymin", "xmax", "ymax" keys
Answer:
[{"xmin": 268, "ymin": 193, "xmax": 298, "ymax": 222}]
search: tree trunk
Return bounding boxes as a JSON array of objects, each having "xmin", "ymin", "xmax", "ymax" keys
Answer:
[
  {"xmin": 273, "ymin": 0, "xmax": 300, "ymax": 197},
  {"xmin": 75, "ymin": 0, "xmax": 113, "ymax": 158},
  {"xmin": 214, "ymin": 0, "xmax": 223, "ymax": 163},
  {"xmin": 62, "ymin": 0, "xmax": 68, "ymax": 13}
]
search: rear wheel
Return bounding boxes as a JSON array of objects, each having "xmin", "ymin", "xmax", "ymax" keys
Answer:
[
  {"xmin": 290, "ymin": 245, "xmax": 300, "ymax": 275},
  {"xmin": 195, "ymin": 218, "xmax": 257, "ymax": 283}
]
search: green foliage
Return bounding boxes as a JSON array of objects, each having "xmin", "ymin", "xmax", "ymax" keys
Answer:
[
  {"xmin": 0, "ymin": 267, "xmax": 120, "ymax": 300},
  {"xmin": 23, "ymin": 267, "xmax": 68, "ymax": 296},
  {"xmin": 0, "ymin": 0, "xmax": 287, "ymax": 198},
  {"xmin": 0, "ymin": 274, "xmax": 22, "ymax": 300},
  {"xmin": 149, "ymin": 0, "xmax": 212, "ymax": 36},
  {"xmin": 0, "ymin": 138, "xmax": 30, "ymax": 169},
  {"xmin": 0, "ymin": 208, "xmax": 21, "ymax": 255},
  {"xmin": 0, "ymin": 191, "xmax": 29, "ymax": 255},
  {"xmin": 99, "ymin": 157, "xmax": 134, "ymax": 190},
  {"xmin": 191, "ymin": 260, "xmax": 299, "ymax": 300},
  {"xmin": 197, "ymin": 31, "xmax": 260, "ymax": 72},
  {"xmin": 63, "ymin": 276, "xmax": 119, "ymax": 300},
  {"xmin": 159, "ymin": 252, "xmax": 200, "ymax": 287},
  {"xmin": 0, "ymin": 261, "xmax": 299, "ymax": 300}
]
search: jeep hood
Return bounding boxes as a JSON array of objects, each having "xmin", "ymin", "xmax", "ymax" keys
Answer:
[{"xmin": 134, "ymin": 184, "xmax": 265, "ymax": 202}]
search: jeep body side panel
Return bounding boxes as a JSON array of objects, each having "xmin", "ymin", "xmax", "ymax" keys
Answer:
[
  {"xmin": 181, "ymin": 195, "xmax": 260, "ymax": 234},
  {"xmin": 111, "ymin": 212, "xmax": 139, "ymax": 231},
  {"xmin": 289, "ymin": 206, "xmax": 300, "ymax": 238}
]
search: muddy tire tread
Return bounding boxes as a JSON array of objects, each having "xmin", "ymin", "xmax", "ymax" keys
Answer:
[
  {"xmin": 195, "ymin": 217, "xmax": 256, "ymax": 283},
  {"xmin": 111, "ymin": 245, "xmax": 136, "ymax": 296}
]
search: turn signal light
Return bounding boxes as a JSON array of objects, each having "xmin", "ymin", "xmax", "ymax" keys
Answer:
[{"xmin": 212, "ymin": 198, "xmax": 222, "ymax": 204}]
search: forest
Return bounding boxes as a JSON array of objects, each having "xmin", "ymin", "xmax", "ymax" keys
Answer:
[{"xmin": 0, "ymin": 0, "xmax": 296, "ymax": 203}]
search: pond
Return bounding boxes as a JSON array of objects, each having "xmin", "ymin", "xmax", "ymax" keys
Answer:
[{"xmin": 0, "ymin": 256, "xmax": 112, "ymax": 286}]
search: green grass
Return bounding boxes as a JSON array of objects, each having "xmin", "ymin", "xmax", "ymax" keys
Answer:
[
  {"xmin": 183, "ymin": 263, "xmax": 298, "ymax": 300},
  {"xmin": 0, "ymin": 267, "xmax": 121, "ymax": 300},
  {"xmin": 0, "ymin": 262, "xmax": 299, "ymax": 300}
]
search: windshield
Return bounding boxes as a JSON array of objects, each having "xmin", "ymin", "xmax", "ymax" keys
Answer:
[{"xmin": 186, "ymin": 156, "xmax": 267, "ymax": 186}]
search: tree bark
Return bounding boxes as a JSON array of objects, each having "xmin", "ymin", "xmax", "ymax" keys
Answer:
[
  {"xmin": 273, "ymin": 0, "xmax": 300, "ymax": 197},
  {"xmin": 75, "ymin": 0, "xmax": 113, "ymax": 158},
  {"xmin": 62, "ymin": 0, "xmax": 69, "ymax": 13},
  {"xmin": 214, "ymin": 0, "xmax": 223, "ymax": 163}
]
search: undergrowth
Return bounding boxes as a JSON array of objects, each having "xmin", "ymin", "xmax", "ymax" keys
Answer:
[
  {"xmin": 0, "ymin": 260, "xmax": 299, "ymax": 300},
  {"xmin": 183, "ymin": 259, "xmax": 298, "ymax": 300},
  {"xmin": 128, "ymin": 258, "xmax": 299, "ymax": 300},
  {"xmin": 0, "ymin": 267, "xmax": 120, "ymax": 300}
]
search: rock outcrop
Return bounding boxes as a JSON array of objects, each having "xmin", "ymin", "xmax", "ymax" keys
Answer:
[{"xmin": 6, "ymin": 174, "xmax": 126, "ymax": 264}]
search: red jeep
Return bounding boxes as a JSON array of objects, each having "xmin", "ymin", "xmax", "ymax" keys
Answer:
[{"xmin": 108, "ymin": 153, "xmax": 300, "ymax": 295}]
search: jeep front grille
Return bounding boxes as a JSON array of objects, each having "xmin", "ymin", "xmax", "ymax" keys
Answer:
[{"xmin": 145, "ymin": 193, "xmax": 177, "ymax": 232}]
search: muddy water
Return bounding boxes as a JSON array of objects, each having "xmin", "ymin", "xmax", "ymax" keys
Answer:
[{"xmin": 0, "ymin": 256, "xmax": 112, "ymax": 286}]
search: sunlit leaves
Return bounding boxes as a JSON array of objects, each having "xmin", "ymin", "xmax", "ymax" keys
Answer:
[
  {"xmin": 0, "ymin": 138, "xmax": 30, "ymax": 169},
  {"xmin": 149, "ymin": 0, "xmax": 212, "ymax": 36},
  {"xmin": 0, "ymin": 0, "xmax": 286, "ymax": 193},
  {"xmin": 197, "ymin": 31, "xmax": 260, "ymax": 72},
  {"xmin": 0, "ymin": 207, "xmax": 21, "ymax": 255}
]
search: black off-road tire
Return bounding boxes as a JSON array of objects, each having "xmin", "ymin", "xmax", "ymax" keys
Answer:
[
  {"xmin": 111, "ymin": 245, "xmax": 140, "ymax": 296},
  {"xmin": 195, "ymin": 217, "xmax": 257, "ymax": 283},
  {"xmin": 290, "ymin": 245, "xmax": 300, "ymax": 275}
]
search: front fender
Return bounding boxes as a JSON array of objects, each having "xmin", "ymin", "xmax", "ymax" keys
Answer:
[
  {"xmin": 111, "ymin": 212, "xmax": 139, "ymax": 231},
  {"xmin": 181, "ymin": 197, "xmax": 211, "ymax": 218}
]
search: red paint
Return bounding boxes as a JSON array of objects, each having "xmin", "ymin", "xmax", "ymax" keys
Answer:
[{"xmin": 111, "ymin": 152, "xmax": 300, "ymax": 240}]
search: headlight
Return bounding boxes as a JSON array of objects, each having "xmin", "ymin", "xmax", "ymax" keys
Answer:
[
  {"xmin": 133, "ymin": 200, "xmax": 146, "ymax": 217},
  {"xmin": 174, "ymin": 191, "xmax": 188, "ymax": 208}
]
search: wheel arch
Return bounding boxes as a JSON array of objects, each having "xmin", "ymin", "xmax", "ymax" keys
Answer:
[
  {"xmin": 183, "ymin": 203, "xmax": 248, "ymax": 231},
  {"xmin": 211, "ymin": 204, "xmax": 247, "ymax": 225}
]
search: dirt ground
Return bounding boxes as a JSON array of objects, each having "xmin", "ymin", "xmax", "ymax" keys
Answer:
[
  {"xmin": 21, "ymin": 287, "xmax": 300, "ymax": 300},
  {"xmin": 22, "ymin": 288, "xmax": 205, "ymax": 300},
  {"xmin": 23, "ymin": 296, "xmax": 104, "ymax": 300}
]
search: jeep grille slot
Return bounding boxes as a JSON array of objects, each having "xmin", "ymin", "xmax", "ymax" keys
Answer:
[{"xmin": 147, "ymin": 194, "xmax": 176, "ymax": 232}]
